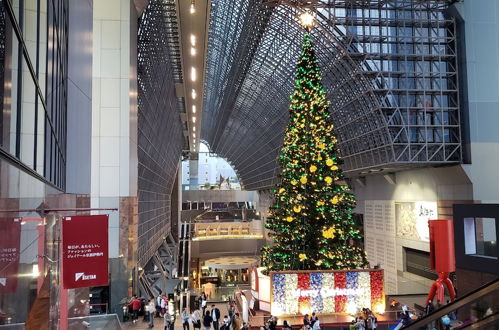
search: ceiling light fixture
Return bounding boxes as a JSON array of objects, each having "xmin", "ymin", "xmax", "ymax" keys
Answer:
[
  {"xmin": 192, "ymin": 105, "xmax": 196, "ymax": 113},
  {"xmin": 300, "ymin": 11, "xmax": 315, "ymax": 27},
  {"xmin": 193, "ymin": 127, "xmax": 196, "ymax": 132},
  {"xmin": 190, "ymin": 47, "xmax": 196, "ymax": 56},
  {"xmin": 191, "ymin": 89, "xmax": 197, "ymax": 99},
  {"xmin": 189, "ymin": 0, "xmax": 195, "ymax": 14},
  {"xmin": 192, "ymin": 116, "xmax": 196, "ymax": 123},
  {"xmin": 190, "ymin": 34, "xmax": 196, "ymax": 47},
  {"xmin": 191, "ymin": 67, "xmax": 196, "ymax": 81}
]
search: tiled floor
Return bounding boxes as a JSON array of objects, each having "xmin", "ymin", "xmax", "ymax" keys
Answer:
[{"xmin": 122, "ymin": 303, "xmax": 229, "ymax": 330}]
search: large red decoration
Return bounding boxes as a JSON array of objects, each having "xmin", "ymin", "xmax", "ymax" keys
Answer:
[
  {"xmin": 427, "ymin": 219, "xmax": 456, "ymax": 304},
  {"xmin": 62, "ymin": 215, "xmax": 109, "ymax": 289}
]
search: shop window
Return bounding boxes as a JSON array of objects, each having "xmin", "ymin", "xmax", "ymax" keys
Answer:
[
  {"xmin": 208, "ymin": 228, "xmax": 218, "ymax": 236},
  {"xmin": 220, "ymin": 228, "xmax": 229, "ymax": 235},
  {"xmin": 198, "ymin": 229, "xmax": 206, "ymax": 237},
  {"xmin": 241, "ymin": 228, "xmax": 249, "ymax": 235},
  {"xmin": 464, "ymin": 217, "xmax": 498, "ymax": 259},
  {"xmin": 231, "ymin": 228, "xmax": 240, "ymax": 235}
]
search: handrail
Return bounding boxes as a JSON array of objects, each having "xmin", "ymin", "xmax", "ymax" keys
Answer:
[{"xmin": 403, "ymin": 278, "xmax": 499, "ymax": 329}]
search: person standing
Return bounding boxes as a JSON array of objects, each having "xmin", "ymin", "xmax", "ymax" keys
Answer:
[
  {"xmin": 182, "ymin": 308, "xmax": 191, "ymax": 330},
  {"xmin": 283, "ymin": 320, "xmax": 292, "ymax": 330},
  {"xmin": 161, "ymin": 296, "xmax": 168, "ymax": 317},
  {"xmin": 233, "ymin": 313, "xmax": 241, "ymax": 330},
  {"xmin": 192, "ymin": 307, "xmax": 202, "ymax": 330},
  {"xmin": 128, "ymin": 295, "xmax": 141, "ymax": 324},
  {"xmin": 303, "ymin": 314, "xmax": 311, "ymax": 330},
  {"xmin": 211, "ymin": 304, "xmax": 221, "ymax": 330},
  {"xmin": 156, "ymin": 291, "xmax": 163, "ymax": 317},
  {"xmin": 312, "ymin": 318, "xmax": 320, "ymax": 330},
  {"xmin": 310, "ymin": 313, "xmax": 318, "ymax": 327},
  {"xmin": 203, "ymin": 310, "xmax": 213, "ymax": 330},
  {"xmin": 201, "ymin": 293, "xmax": 208, "ymax": 315},
  {"xmin": 425, "ymin": 300, "xmax": 435, "ymax": 315},
  {"xmin": 147, "ymin": 299, "xmax": 156, "ymax": 328},
  {"xmin": 164, "ymin": 309, "xmax": 172, "ymax": 330}
]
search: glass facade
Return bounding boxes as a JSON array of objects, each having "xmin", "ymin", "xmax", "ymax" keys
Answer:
[{"xmin": 0, "ymin": 0, "xmax": 68, "ymax": 190}]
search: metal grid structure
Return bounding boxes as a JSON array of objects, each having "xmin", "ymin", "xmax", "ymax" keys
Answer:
[
  {"xmin": 202, "ymin": 0, "xmax": 461, "ymax": 191},
  {"xmin": 137, "ymin": 0, "xmax": 184, "ymax": 267}
]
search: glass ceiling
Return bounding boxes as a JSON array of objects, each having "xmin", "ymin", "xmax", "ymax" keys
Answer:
[{"xmin": 202, "ymin": 0, "xmax": 461, "ymax": 190}]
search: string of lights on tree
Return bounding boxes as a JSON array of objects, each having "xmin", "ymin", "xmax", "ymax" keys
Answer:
[{"xmin": 261, "ymin": 20, "xmax": 368, "ymax": 273}]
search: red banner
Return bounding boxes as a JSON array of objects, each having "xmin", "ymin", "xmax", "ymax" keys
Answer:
[
  {"xmin": 0, "ymin": 218, "xmax": 21, "ymax": 294},
  {"xmin": 62, "ymin": 215, "xmax": 109, "ymax": 289}
]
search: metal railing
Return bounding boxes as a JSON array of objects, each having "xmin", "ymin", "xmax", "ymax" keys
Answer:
[
  {"xmin": 403, "ymin": 278, "xmax": 499, "ymax": 329},
  {"xmin": 67, "ymin": 314, "xmax": 122, "ymax": 330}
]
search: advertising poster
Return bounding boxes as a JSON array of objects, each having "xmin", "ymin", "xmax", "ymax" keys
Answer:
[
  {"xmin": 395, "ymin": 201, "xmax": 437, "ymax": 241},
  {"xmin": 62, "ymin": 215, "xmax": 109, "ymax": 289},
  {"xmin": 0, "ymin": 218, "xmax": 21, "ymax": 294}
]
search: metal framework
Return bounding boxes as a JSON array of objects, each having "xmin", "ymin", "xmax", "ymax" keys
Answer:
[
  {"xmin": 137, "ymin": 0, "xmax": 184, "ymax": 267},
  {"xmin": 202, "ymin": 0, "xmax": 461, "ymax": 190}
]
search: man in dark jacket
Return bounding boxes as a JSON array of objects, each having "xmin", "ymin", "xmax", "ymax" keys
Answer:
[{"xmin": 211, "ymin": 304, "xmax": 221, "ymax": 330}]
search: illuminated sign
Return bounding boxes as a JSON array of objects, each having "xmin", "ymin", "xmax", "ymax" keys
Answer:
[{"xmin": 270, "ymin": 270, "xmax": 384, "ymax": 316}]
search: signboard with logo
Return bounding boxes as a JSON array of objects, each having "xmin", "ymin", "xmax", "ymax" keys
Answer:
[
  {"xmin": 62, "ymin": 215, "xmax": 109, "ymax": 289},
  {"xmin": 270, "ymin": 269, "xmax": 384, "ymax": 316},
  {"xmin": 0, "ymin": 218, "xmax": 21, "ymax": 293}
]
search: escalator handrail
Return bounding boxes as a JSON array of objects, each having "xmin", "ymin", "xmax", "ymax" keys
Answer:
[{"xmin": 403, "ymin": 278, "xmax": 499, "ymax": 329}]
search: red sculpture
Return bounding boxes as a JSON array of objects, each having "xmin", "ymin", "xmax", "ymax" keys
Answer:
[{"xmin": 426, "ymin": 219, "xmax": 457, "ymax": 305}]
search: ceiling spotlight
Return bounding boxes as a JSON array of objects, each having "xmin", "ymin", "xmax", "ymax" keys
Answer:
[
  {"xmin": 191, "ymin": 67, "xmax": 196, "ymax": 81},
  {"xmin": 189, "ymin": 1, "xmax": 195, "ymax": 14},
  {"xmin": 190, "ymin": 34, "xmax": 196, "ymax": 47},
  {"xmin": 300, "ymin": 11, "xmax": 315, "ymax": 27},
  {"xmin": 192, "ymin": 105, "xmax": 196, "ymax": 113},
  {"xmin": 191, "ymin": 89, "xmax": 197, "ymax": 99},
  {"xmin": 193, "ymin": 133, "xmax": 196, "ymax": 138},
  {"xmin": 190, "ymin": 47, "xmax": 196, "ymax": 56},
  {"xmin": 192, "ymin": 116, "xmax": 196, "ymax": 123},
  {"xmin": 193, "ymin": 126, "xmax": 196, "ymax": 132}
]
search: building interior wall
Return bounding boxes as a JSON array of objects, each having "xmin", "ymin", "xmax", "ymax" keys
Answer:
[
  {"xmin": 353, "ymin": 166, "xmax": 473, "ymax": 295},
  {"xmin": 454, "ymin": 0, "xmax": 499, "ymax": 203}
]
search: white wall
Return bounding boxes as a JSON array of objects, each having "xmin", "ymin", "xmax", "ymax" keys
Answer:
[
  {"xmin": 91, "ymin": 0, "xmax": 137, "ymax": 258},
  {"xmin": 455, "ymin": 0, "xmax": 499, "ymax": 203},
  {"xmin": 354, "ymin": 166, "xmax": 473, "ymax": 294}
]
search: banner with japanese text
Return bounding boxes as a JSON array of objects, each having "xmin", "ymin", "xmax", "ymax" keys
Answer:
[
  {"xmin": 0, "ymin": 218, "xmax": 21, "ymax": 294},
  {"xmin": 62, "ymin": 215, "xmax": 108, "ymax": 289}
]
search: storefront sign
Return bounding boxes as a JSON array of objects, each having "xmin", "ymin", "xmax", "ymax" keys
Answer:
[
  {"xmin": 271, "ymin": 269, "xmax": 384, "ymax": 316},
  {"xmin": 62, "ymin": 215, "xmax": 108, "ymax": 289},
  {"xmin": 0, "ymin": 218, "xmax": 21, "ymax": 294}
]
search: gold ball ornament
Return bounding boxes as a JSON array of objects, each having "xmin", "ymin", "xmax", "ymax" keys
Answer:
[
  {"xmin": 299, "ymin": 253, "xmax": 307, "ymax": 261},
  {"xmin": 309, "ymin": 165, "xmax": 317, "ymax": 173},
  {"xmin": 293, "ymin": 205, "xmax": 302, "ymax": 213},
  {"xmin": 325, "ymin": 176, "xmax": 333, "ymax": 184},
  {"xmin": 286, "ymin": 216, "xmax": 294, "ymax": 222},
  {"xmin": 291, "ymin": 180, "xmax": 298, "ymax": 185},
  {"xmin": 331, "ymin": 165, "xmax": 339, "ymax": 171},
  {"xmin": 326, "ymin": 159, "xmax": 334, "ymax": 166},
  {"xmin": 300, "ymin": 176, "xmax": 308, "ymax": 184},
  {"xmin": 331, "ymin": 196, "xmax": 339, "ymax": 204}
]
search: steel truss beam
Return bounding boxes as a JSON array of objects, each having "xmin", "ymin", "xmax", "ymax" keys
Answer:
[{"xmin": 202, "ymin": 0, "xmax": 461, "ymax": 190}]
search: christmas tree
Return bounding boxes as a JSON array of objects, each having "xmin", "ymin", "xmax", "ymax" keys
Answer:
[{"xmin": 261, "ymin": 32, "xmax": 368, "ymax": 273}]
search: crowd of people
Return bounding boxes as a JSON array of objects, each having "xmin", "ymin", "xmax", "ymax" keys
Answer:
[{"xmin": 347, "ymin": 308, "xmax": 377, "ymax": 330}]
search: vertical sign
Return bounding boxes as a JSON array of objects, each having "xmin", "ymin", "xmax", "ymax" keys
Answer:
[
  {"xmin": 0, "ymin": 218, "xmax": 21, "ymax": 293},
  {"xmin": 62, "ymin": 215, "xmax": 109, "ymax": 289}
]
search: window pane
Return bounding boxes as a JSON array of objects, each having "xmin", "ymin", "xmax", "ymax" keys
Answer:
[{"xmin": 474, "ymin": 218, "xmax": 497, "ymax": 259}]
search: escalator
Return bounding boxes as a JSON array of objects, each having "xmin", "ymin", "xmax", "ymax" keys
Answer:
[{"xmin": 403, "ymin": 278, "xmax": 499, "ymax": 329}]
